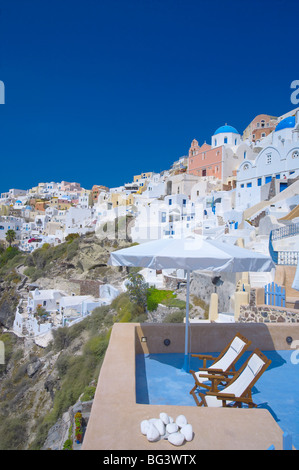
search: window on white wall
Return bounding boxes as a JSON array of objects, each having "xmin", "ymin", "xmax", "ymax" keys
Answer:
[{"xmin": 266, "ymin": 154, "xmax": 272, "ymax": 164}]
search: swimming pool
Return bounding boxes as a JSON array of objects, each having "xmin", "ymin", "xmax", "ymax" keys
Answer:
[{"xmin": 136, "ymin": 350, "xmax": 299, "ymax": 449}]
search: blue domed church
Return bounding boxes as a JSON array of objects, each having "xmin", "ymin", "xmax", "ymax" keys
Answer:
[{"xmin": 212, "ymin": 124, "xmax": 242, "ymax": 148}]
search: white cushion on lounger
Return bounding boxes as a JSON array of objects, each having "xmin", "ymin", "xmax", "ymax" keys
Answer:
[
  {"xmin": 204, "ymin": 353, "xmax": 265, "ymax": 407},
  {"xmin": 194, "ymin": 336, "xmax": 246, "ymax": 383}
]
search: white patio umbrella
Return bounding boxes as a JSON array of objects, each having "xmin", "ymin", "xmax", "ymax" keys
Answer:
[{"xmin": 108, "ymin": 237, "xmax": 275, "ymax": 371}]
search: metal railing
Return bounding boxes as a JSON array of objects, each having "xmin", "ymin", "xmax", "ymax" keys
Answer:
[
  {"xmin": 269, "ymin": 223, "xmax": 299, "ymax": 265},
  {"xmin": 271, "ymin": 223, "xmax": 299, "ymax": 241},
  {"xmin": 277, "ymin": 251, "xmax": 299, "ymax": 266}
]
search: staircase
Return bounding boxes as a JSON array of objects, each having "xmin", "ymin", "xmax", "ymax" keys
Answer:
[
  {"xmin": 279, "ymin": 204, "xmax": 299, "ymax": 221},
  {"xmin": 250, "ymin": 210, "xmax": 267, "ymax": 228},
  {"xmin": 239, "ymin": 201, "xmax": 270, "ymax": 228},
  {"xmin": 240, "ymin": 178, "xmax": 299, "ymax": 228}
]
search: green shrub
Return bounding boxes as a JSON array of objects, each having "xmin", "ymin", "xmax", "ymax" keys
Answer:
[
  {"xmin": 146, "ymin": 288, "xmax": 174, "ymax": 311},
  {"xmin": 130, "ymin": 303, "xmax": 147, "ymax": 321},
  {"xmin": 4, "ymin": 268, "xmax": 21, "ymax": 283},
  {"xmin": 66, "ymin": 238, "xmax": 80, "ymax": 260},
  {"xmin": 62, "ymin": 438, "xmax": 73, "ymax": 450},
  {"xmin": 0, "ymin": 333, "xmax": 18, "ymax": 375},
  {"xmin": 41, "ymin": 243, "xmax": 51, "ymax": 250},
  {"xmin": 162, "ymin": 298, "xmax": 186, "ymax": 309},
  {"xmin": 163, "ymin": 311, "xmax": 185, "ymax": 323},
  {"xmin": 84, "ymin": 335, "xmax": 109, "ymax": 360},
  {"xmin": 81, "ymin": 385, "xmax": 96, "ymax": 402},
  {"xmin": 111, "ymin": 293, "xmax": 132, "ymax": 322},
  {"xmin": 111, "ymin": 292, "xmax": 149, "ymax": 323},
  {"xmin": 0, "ymin": 413, "xmax": 28, "ymax": 450},
  {"xmin": 0, "ymin": 247, "xmax": 25, "ymax": 277},
  {"xmin": 23, "ymin": 266, "xmax": 35, "ymax": 278},
  {"xmin": 0, "ymin": 246, "xmax": 20, "ymax": 265},
  {"xmin": 49, "ymin": 355, "xmax": 95, "ymax": 421},
  {"xmin": 126, "ymin": 273, "xmax": 148, "ymax": 311},
  {"xmin": 24, "ymin": 241, "xmax": 74, "ymax": 280},
  {"xmin": 52, "ymin": 327, "xmax": 72, "ymax": 351},
  {"xmin": 56, "ymin": 354, "xmax": 71, "ymax": 377},
  {"xmin": 191, "ymin": 295, "xmax": 209, "ymax": 318},
  {"xmin": 85, "ymin": 306, "xmax": 114, "ymax": 330},
  {"xmin": 119, "ymin": 311, "xmax": 132, "ymax": 323},
  {"xmin": 65, "ymin": 233, "xmax": 80, "ymax": 243}
]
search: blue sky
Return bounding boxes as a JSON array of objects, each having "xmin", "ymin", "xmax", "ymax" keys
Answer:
[{"xmin": 0, "ymin": 0, "xmax": 298, "ymax": 193}]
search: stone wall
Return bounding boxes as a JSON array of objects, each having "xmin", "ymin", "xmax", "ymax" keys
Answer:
[
  {"xmin": 163, "ymin": 274, "xmax": 186, "ymax": 290},
  {"xmin": 69, "ymin": 279, "xmax": 103, "ymax": 297},
  {"xmin": 239, "ymin": 288, "xmax": 299, "ymax": 323},
  {"xmin": 191, "ymin": 271, "xmax": 240, "ymax": 313}
]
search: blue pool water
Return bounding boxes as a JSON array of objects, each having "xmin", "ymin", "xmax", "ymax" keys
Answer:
[{"xmin": 136, "ymin": 350, "xmax": 299, "ymax": 449}]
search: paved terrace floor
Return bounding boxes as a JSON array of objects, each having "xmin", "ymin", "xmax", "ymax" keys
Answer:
[{"xmin": 82, "ymin": 322, "xmax": 299, "ymax": 450}]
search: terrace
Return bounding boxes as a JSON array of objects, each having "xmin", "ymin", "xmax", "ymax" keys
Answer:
[{"xmin": 82, "ymin": 322, "xmax": 299, "ymax": 450}]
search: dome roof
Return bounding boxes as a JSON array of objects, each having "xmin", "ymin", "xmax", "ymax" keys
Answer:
[
  {"xmin": 214, "ymin": 124, "xmax": 239, "ymax": 135},
  {"xmin": 275, "ymin": 116, "xmax": 295, "ymax": 132}
]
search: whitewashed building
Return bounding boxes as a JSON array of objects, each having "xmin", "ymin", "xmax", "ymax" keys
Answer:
[
  {"xmin": 0, "ymin": 216, "xmax": 23, "ymax": 241},
  {"xmin": 59, "ymin": 295, "xmax": 104, "ymax": 326},
  {"xmin": 236, "ymin": 111, "xmax": 299, "ymax": 211},
  {"xmin": 28, "ymin": 289, "xmax": 66, "ymax": 313}
]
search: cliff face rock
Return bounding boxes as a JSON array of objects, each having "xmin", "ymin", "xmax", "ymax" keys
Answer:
[
  {"xmin": 0, "ymin": 234, "xmax": 132, "ymax": 330},
  {"xmin": 0, "ymin": 234, "xmax": 148, "ymax": 449},
  {"xmin": 0, "ymin": 334, "xmax": 62, "ymax": 450},
  {"xmin": 0, "ymin": 234, "xmax": 133, "ymax": 449},
  {"xmin": 0, "ymin": 282, "xmax": 20, "ymax": 329}
]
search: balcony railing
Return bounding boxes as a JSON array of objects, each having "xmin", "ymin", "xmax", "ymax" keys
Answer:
[
  {"xmin": 277, "ymin": 251, "xmax": 299, "ymax": 266},
  {"xmin": 269, "ymin": 223, "xmax": 299, "ymax": 265},
  {"xmin": 271, "ymin": 223, "xmax": 299, "ymax": 241}
]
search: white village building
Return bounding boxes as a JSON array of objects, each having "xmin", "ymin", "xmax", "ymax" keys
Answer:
[
  {"xmin": 236, "ymin": 111, "xmax": 299, "ymax": 211},
  {"xmin": 13, "ymin": 283, "xmax": 120, "ymax": 339}
]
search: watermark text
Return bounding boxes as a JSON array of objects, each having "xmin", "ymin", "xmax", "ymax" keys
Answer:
[
  {"xmin": 290, "ymin": 340, "xmax": 299, "ymax": 365},
  {"xmin": 290, "ymin": 80, "xmax": 299, "ymax": 105},
  {"xmin": 0, "ymin": 81, "xmax": 4, "ymax": 104}
]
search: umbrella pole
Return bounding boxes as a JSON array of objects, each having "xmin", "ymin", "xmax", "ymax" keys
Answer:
[{"xmin": 182, "ymin": 270, "xmax": 191, "ymax": 372}]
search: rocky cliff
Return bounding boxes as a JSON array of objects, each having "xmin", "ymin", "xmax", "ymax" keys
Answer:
[{"xmin": 0, "ymin": 233, "xmax": 132, "ymax": 450}]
